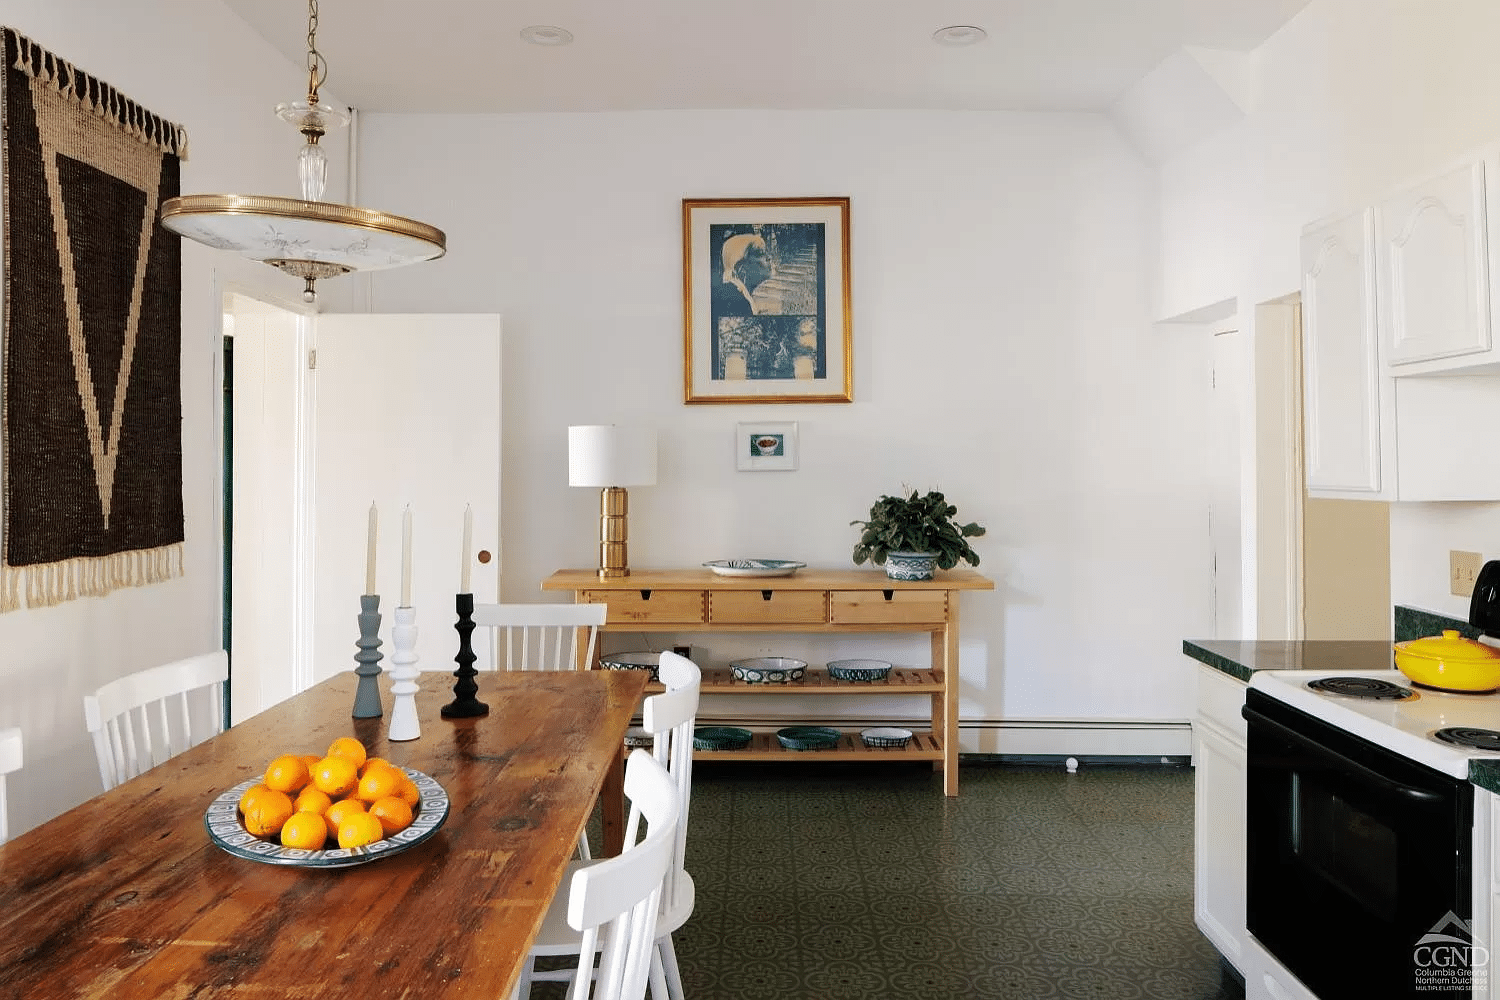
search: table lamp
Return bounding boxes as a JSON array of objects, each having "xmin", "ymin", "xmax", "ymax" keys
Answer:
[{"xmin": 568, "ymin": 425, "xmax": 657, "ymax": 579}]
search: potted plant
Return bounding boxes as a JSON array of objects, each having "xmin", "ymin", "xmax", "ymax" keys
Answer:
[{"xmin": 850, "ymin": 489, "xmax": 985, "ymax": 580}]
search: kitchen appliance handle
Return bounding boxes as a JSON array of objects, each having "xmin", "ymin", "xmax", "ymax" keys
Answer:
[{"xmin": 1241, "ymin": 704, "xmax": 1445, "ymax": 806}]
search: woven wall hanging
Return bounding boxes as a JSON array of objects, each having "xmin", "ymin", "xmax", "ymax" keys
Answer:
[{"xmin": 1, "ymin": 29, "xmax": 190, "ymax": 612}]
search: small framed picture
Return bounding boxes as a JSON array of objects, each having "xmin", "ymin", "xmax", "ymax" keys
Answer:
[{"xmin": 736, "ymin": 422, "xmax": 798, "ymax": 471}]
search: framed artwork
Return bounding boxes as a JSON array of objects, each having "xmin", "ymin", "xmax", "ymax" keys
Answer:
[
  {"xmin": 735, "ymin": 422, "xmax": 798, "ymax": 471},
  {"xmin": 682, "ymin": 197, "xmax": 852, "ymax": 404}
]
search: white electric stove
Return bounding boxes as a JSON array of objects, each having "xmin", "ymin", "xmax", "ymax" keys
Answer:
[{"xmin": 1249, "ymin": 668, "xmax": 1500, "ymax": 778}]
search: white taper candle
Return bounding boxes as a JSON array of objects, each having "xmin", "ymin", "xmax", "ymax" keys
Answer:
[
  {"xmin": 401, "ymin": 505, "xmax": 413, "ymax": 607},
  {"xmin": 460, "ymin": 503, "xmax": 473, "ymax": 593},
  {"xmin": 365, "ymin": 502, "xmax": 378, "ymax": 595}
]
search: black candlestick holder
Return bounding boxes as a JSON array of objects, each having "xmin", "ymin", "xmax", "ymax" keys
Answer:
[
  {"xmin": 441, "ymin": 592, "xmax": 489, "ymax": 718},
  {"xmin": 352, "ymin": 594, "xmax": 384, "ymax": 718}
]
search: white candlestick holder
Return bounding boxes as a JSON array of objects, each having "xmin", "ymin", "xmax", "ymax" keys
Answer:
[{"xmin": 388, "ymin": 605, "xmax": 421, "ymax": 742}]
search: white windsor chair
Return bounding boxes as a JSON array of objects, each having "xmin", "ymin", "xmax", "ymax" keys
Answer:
[
  {"xmin": 517, "ymin": 650, "xmax": 701, "ymax": 1000},
  {"xmin": 0, "ymin": 727, "xmax": 22, "ymax": 844},
  {"xmin": 82, "ymin": 650, "xmax": 228, "ymax": 791}
]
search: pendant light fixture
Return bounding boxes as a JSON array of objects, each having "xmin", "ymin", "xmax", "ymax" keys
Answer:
[{"xmin": 160, "ymin": 0, "xmax": 445, "ymax": 302}]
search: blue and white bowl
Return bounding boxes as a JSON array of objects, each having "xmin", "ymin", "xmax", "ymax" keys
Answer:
[{"xmin": 730, "ymin": 657, "xmax": 807, "ymax": 684}]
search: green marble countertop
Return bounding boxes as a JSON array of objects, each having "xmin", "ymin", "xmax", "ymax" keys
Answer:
[
  {"xmin": 1470, "ymin": 761, "xmax": 1500, "ymax": 795},
  {"xmin": 1182, "ymin": 639, "xmax": 1395, "ymax": 683}
]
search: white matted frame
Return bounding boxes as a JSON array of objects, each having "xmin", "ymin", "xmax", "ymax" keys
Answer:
[
  {"xmin": 736, "ymin": 422, "xmax": 798, "ymax": 471},
  {"xmin": 683, "ymin": 197, "xmax": 852, "ymax": 404}
]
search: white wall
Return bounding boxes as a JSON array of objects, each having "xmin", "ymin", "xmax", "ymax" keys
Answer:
[
  {"xmin": 1155, "ymin": 0, "xmax": 1500, "ymax": 624},
  {"xmin": 353, "ymin": 109, "xmax": 1215, "ymax": 736},
  {"xmin": 0, "ymin": 0, "xmax": 325, "ymax": 837}
]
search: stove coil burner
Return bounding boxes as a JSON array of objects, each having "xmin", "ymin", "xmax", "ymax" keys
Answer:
[
  {"xmin": 1433, "ymin": 727, "xmax": 1500, "ymax": 751},
  {"xmin": 1305, "ymin": 676, "xmax": 1415, "ymax": 700}
]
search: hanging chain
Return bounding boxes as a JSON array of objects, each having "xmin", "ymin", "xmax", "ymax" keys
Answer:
[{"xmin": 305, "ymin": 0, "xmax": 329, "ymax": 105}]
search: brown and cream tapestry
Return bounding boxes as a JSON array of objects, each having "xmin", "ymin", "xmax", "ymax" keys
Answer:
[{"xmin": 1, "ymin": 29, "xmax": 189, "ymax": 612}]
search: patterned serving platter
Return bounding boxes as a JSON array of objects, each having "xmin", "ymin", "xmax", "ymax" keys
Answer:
[
  {"xmin": 703, "ymin": 559, "xmax": 806, "ymax": 578},
  {"xmin": 204, "ymin": 766, "xmax": 450, "ymax": 868}
]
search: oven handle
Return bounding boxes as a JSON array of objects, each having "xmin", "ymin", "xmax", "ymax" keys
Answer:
[{"xmin": 1241, "ymin": 705, "xmax": 1445, "ymax": 806}]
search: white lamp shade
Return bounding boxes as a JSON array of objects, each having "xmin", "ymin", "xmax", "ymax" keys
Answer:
[{"xmin": 568, "ymin": 425, "xmax": 658, "ymax": 488}]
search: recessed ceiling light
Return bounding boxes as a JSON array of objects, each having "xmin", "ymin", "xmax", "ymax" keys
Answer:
[
  {"xmin": 932, "ymin": 24, "xmax": 987, "ymax": 46},
  {"xmin": 520, "ymin": 25, "xmax": 574, "ymax": 46}
]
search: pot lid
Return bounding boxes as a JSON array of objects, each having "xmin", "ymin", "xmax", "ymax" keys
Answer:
[{"xmin": 1395, "ymin": 629, "xmax": 1500, "ymax": 663}]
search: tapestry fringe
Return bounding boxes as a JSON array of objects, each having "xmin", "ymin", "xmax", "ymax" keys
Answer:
[
  {"xmin": 0, "ymin": 543, "xmax": 185, "ymax": 613},
  {"xmin": 2, "ymin": 27, "xmax": 189, "ymax": 159}
]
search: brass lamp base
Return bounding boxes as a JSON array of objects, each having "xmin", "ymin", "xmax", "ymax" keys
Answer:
[{"xmin": 596, "ymin": 486, "xmax": 631, "ymax": 579}]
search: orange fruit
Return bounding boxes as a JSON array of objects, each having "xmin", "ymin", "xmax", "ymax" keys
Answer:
[
  {"xmin": 368, "ymin": 796, "xmax": 414, "ymax": 836},
  {"xmin": 323, "ymin": 798, "xmax": 367, "ymax": 840},
  {"xmin": 264, "ymin": 754, "xmax": 311, "ymax": 794},
  {"xmin": 395, "ymin": 775, "xmax": 420, "ymax": 809},
  {"xmin": 355, "ymin": 765, "xmax": 401, "ymax": 803},
  {"xmin": 361, "ymin": 757, "xmax": 394, "ymax": 776},
  {"xmin": 280, "ymin": 811, "xmax": 328, "ymax": 850},
  {"xmin": 293, "ymin": 787, "xmax": 333, "ymax": 814},
  {"xmin": 337, "ymin": 811, "xmax": 384, "ymax": 849},
  {"xmin": 241, "ymin": 789, "xmax": 294, "ymax": 838},
  {"xmin": 298, "ymin": 754, "xmax": 322, "ymax": 772},
  {"xmin": 238, "ymin": 783, "xmax": 274, "ymax": 815},
  {"xmin": 310, "ymin": 755, "xmax": 359, "ymax": 797},
  {"xmin": 327, "ymin": 737, "xmax": 368, "ymax": 770}
]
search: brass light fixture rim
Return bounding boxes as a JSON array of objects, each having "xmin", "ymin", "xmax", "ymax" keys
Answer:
[{"xmin": 160, "ymin": 193, "xmax": 447, "ymax": 255}]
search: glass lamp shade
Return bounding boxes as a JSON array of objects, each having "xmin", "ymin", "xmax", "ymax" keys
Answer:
[
  {"xmin": 568, "ymin": 426, "xmax": 658, "ymax": 488},
  {"xmin": 159, "ymin": 195, "xmax": 446, "ymax": 276}
]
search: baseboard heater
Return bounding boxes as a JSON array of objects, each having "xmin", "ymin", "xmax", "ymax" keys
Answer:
[{"xmin": 693, "ymin": 714, "xmax": 1194, "ymax": 759}]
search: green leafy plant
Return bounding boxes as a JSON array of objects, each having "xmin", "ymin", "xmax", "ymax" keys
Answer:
[{"xmin": 850, "ymin": 489, "xmax": 985, "ymax": 570}]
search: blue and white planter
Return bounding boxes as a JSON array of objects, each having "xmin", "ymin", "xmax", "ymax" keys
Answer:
[{"xmin": 884, "ymin": 551, "xmax": 938, "ymax": 581}]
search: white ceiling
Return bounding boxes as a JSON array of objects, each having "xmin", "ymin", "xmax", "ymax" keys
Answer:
[{"xmin": 219, "ymin": 0, "xmax": 1310, "ymax": 115}]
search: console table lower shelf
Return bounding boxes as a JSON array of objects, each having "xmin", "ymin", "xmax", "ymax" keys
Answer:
[{"xmin": 693, "ymin": 729, "xmax": 943, "ymax": 762}]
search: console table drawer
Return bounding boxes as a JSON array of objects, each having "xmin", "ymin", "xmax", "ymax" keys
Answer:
[
  {"xmin": 830, "ymin": 590, "xmax": 948, "ymax": 624},
  {"xmin": 580, "ymin": 589, "xmax": 705, "ymax": 624},
  {"xmin": 708, "ymin": 590, "xmax": 828, "ymax": 624}
]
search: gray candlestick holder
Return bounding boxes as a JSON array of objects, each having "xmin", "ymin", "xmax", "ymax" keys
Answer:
[{"xmin": 353, "ymin": 594, "xmax": 384, "ymax": 718}]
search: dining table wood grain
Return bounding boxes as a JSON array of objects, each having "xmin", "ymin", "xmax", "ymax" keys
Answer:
[{"xmin": 0, "ymin": 668, "xmax": 648, "ymax": 999}]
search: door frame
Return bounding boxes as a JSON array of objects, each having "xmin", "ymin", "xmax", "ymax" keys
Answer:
[{"xmin": 215, "ymin": 276, "xmax": 318, "ymax": 720}]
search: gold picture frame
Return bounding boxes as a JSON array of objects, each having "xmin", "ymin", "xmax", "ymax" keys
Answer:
[{"xmin": 682, "ymin": 197, "xmax": 852, "ymax": 404}]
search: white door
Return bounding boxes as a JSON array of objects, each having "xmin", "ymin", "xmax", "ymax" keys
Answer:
[
  {"xmin": 1210, "ymin": 328, "xmax": 1242, "ymax": 638},
  {"xmin": 310, "ymin": 314, "xmax": 502, "ymax": 688}
]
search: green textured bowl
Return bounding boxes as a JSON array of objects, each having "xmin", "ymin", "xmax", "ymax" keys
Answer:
[
  {"xmin": 776, "ymin": 726, "xmax": 841, "ymax": 751},
  {"xmin": 826, "ymin": 658, "xmax": 892, "ymax": 682},
  {"xmin": 693, "ymin": 726, "xmax": 753, "ymax": 751}
]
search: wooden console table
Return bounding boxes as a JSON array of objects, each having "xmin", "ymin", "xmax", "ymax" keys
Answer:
[{"xmin": 541, "ymin": 567, "xmax": 993, "ymax": 796}]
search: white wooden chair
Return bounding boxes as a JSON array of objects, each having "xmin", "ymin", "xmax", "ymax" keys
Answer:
[
  {"xmin": 473, "ymin": 602, "xmax": 606, "ymax": 672},
  {"xmin": 83, "ymin": 650, "xmax": 229, "ymax": 791},
  {"xmin": 0, "ymin": 727, "xmax": 22, "ymax": 844},
  {"xmin": 514, "ymin": 748, "xmax": 679, "ymax": 1000},
  {"xmin": 517, "ymin": 651, "xmax": 701, "ymax": 1000}
]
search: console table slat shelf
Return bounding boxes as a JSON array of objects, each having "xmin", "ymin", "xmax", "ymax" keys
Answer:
[
  {"xmin": 693, "ymin": 730, "xmax": 943, "ymax": 761},
  {"xmin": 542, "ymin": 567, "xmax": 993, "ymax": 798}
]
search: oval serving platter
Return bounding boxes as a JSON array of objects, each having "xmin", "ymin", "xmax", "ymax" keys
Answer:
[
  {"xmin": 204, "ymin": 766, "xmax": 450, "ymax": 868},
  {"xmin": 703, "ymin": 559, "xmax": 806, "ymax": 578}
]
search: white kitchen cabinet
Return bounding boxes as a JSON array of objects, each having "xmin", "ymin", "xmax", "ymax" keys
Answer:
[
  {"xmin": 1377, "ymin": 147, "xmax": 1500, "ymax": 374},
  {"xmin": 1193, "ymin": 663, "xmax": 1249, "ymax": 974},
  {"xmin": 1301, "ymin": 187, "xmax": 1500, "ymax": 502},
  {"xmin": 1301, "ymin": 208, "xmax": 1392, "ymax": 497}
]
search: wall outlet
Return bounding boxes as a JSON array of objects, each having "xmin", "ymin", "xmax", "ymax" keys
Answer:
[
  {"xmin": 671, "ymin": 645, "xmax": 692, "ymax": 659},
  {"xmin": 1451, "ymin": 550, "xmax": 1484, "ymax": 597}
]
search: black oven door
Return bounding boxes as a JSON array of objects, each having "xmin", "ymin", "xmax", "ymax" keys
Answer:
[{"xmin": 1243, "ymin": 689, "xmax": 1473, "ymax": 1000}]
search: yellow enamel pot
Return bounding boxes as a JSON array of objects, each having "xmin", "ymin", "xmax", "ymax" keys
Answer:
[{"xmin": 1393, "ymin": 630, "xmax": 1500, "ymax": 692}]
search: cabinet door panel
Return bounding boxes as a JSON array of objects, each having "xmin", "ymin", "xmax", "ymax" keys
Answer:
[
  {"xmin": 1194, "ymin": 721, "xmax": 1247, "ymax": 970},
  {"xmin": 1379, "ymin": 155, "xmax": 1494, "ymax": 367},
  {"xmin": 1301, "ymin": 209, "xmax": 1389, "ymax": 496}
]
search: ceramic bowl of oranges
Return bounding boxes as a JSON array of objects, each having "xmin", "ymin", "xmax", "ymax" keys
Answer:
[{"xmin": 204, "ymin": 736, "xmax": 450, "ymax": 868}]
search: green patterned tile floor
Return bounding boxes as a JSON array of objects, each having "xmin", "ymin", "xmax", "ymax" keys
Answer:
[{"xmin": 534, "ymin": 760, "xmax": 1242, "ymax": 1000}]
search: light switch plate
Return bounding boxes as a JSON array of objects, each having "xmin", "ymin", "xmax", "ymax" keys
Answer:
[{"xmin": 1451, "ymin": 550, "xmax": 1483, "ymax": 597}]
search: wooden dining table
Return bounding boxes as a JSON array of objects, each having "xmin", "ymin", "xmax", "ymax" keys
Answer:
[{"xmin": 0, "ymin": 668, "xmax": 648, "ymax": 999}]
